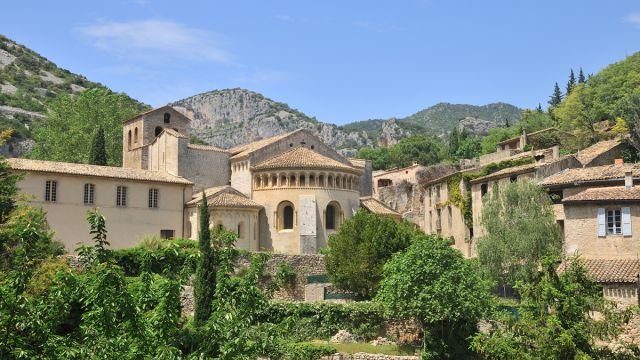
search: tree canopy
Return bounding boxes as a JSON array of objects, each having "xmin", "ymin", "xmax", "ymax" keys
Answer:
[
  {"xmin": 30, "ymin": 88, "xmax": 148, "ymax": 166},
  {"xmin": 324, "ymin": 210, "xmax": 415, "ymax": 299},
  {"xmin": 477, "ymin": 179, "xmax": 562, "ymax": 288}
]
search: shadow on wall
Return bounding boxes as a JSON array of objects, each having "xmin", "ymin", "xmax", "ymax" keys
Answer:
[{"xmin": 258, "ymin": 208, "xmax": 273, "ymax": 251}]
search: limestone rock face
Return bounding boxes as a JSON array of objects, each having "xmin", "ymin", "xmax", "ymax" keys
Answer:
[
  {"xmin": 458, "ymin": 116, "xmax": 499, "ymax": 136},
  {"xmin": 171, "ymin": 88, "xmax": 379, "ymax": 150}
]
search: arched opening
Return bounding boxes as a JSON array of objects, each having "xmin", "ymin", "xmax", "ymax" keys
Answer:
[
  {"xmin": 325, "ymin": 201, "xmax": 342, "ymax": 230},
  {"xmin": 289, "ymin": 174, "xmax": 297, "ymax": 187},
  {"xmin": 134, "ymin": 127, "xmax": 138, "ymax": 143},
  {"xmin": 318, "ymin": 175, "xmax": 325, "ymax": 187},
  {"xmin": 254, "ymin": 176, "xmax": 261, "ymax": 189},
  {"xmin": 299, "ymin": 174, "xmax": 306, "ymax": 187},
  {"xmin": 327, "ymin": 175, "xmax": 333, "ymax": 187},
  {"xmin": 277, "ymin": 201, "xmax": 295, "ymax": 231},
  {"xmin": 237, "ymin": 222, "xmax": 244, "ymax": 238},
  {"xmin": 309, "ymin": 174, "xmax": 315, "ymax": 187},
  {"xmin": 164, "ymin": 113, "xmax": 171, "ymax": 124},
  {"xmin": 127, "ymin": 130, "xmax": 132, "ymax": 148},
  {"xmin": 280, "ymin": 175, "xmax": 287, "ymax": 187},
  {"xmin": 271, "ymin": 174, "xmax": 278, "ymax": 187},
  {"xmin": 155, "ymin": 126, "xmax": 163, "ymax": 137}
]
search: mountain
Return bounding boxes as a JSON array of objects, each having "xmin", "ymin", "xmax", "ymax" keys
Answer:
[
  {"xmin": 172, "ymin": 89, "xmax": 523, "ymax": 151},
  {"xmin": 0, "ymin": 34, "xmax": 145, "ymax": 155}
]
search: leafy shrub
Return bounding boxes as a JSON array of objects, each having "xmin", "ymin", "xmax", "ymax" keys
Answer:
[
  {"xmin": 283, "ymin": 343, "xmax": 337, "ymax": 360},
  {"xmin": 112, "ymin": 241, "xmax": 197, "ymax": 276},
  {"xmin": 257, "ymin": 301, "xmax": 386, "ymax": 341}
]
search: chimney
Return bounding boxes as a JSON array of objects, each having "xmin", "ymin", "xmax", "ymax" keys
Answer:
[
  {"xmin": 625, "ymin": 171, "xmax": 633, "ymax": 189},
  {"xmin": 615, "ymin": 158, "xmax": 624, "ymax": 166}
]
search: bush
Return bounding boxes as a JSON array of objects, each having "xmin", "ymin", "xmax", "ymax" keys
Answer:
[
  {"xmin": 257, "ymin": 301, "xmax": 386, "ymax": 341},
  {"xmin": 112, "ymin": 241, "xmax": 197, "ymax": 276}
]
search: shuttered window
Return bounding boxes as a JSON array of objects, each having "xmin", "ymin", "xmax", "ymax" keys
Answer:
[
  {"xmin": 607, "ymin": 209, "xmax": 622, "ymax": 235},
  {"xmin": 597, "ymin": 208, "xmax": 606, "ymax": 237},
  {"xmin": 622, "ymin": 207, "xmax": 632, "ymax": 237}
]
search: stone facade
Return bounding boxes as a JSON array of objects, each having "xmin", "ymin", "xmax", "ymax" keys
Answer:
[{"xmin": 373, "ymin": 164, "xmax": 424, "ymax": 195}]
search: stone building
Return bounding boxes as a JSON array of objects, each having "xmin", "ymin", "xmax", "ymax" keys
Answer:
[
  {"xmin": 9, "ymin": 106, "xmax": 378, "ymax": 255},
  {"xmin": 372, "ymin": 163, "xmax": 424, "ymax": 194}
]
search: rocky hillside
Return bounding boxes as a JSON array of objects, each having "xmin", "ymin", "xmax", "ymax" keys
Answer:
[
  {"xmin": 171, "ymin": 88, "xmax": 394, "ymax": 150},
  {"xmin": 172, "ymin": 89, "xmax": 522, "ymax": 150},
  {"xmin": 0, "ymin": 34, "xmax": 144, "ymax": 155}
]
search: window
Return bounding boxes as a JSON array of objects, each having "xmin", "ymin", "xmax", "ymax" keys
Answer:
[
  {"xmin": 510, "ymin": 175, "xmax": 517, "ymax": 183},
  {"xmin": 84, "ymin": 183, "xmax": 95, "ymax": 205},
  {"xmin": 116, "ymin": 186, "xmax": 127, "ymax": 207},
  {"xmin": 134, "ymin": 127, "xmax": 138, "ymax": 143},
  {"xmin": 160, "ymin": 229, "xmax": 175, "ymax": 239},
  {"xmin": 237, "ymin": 222, "xmax": 244, "ymax": 238},
  {"xmin": 326, "ymin": 204, "xmax": 336, "ymax": 230},
  {"xmin": 607, "ymin": 209, "xmax": 622, "ymax": 235},
  {"xmin": 148, "ymin": 188, "xmax": 159, "ymax": 208},
  {"xmin": 164, "ymin": 113, "xmax": 171, "ymax": 123},
  {"xmin": 480, "ymin": 183, "xmax": 488, "ymax": 197},
  {"xmin": 448, "ymin": 206, "xmax": 453, "ymax": 229},
  {"xmin": 155, "ymin": 126, "xmax": 163, "ymax": 137},
  {"xmin": 127, "ymin": 130, "xmax": 132, "ymax": 147},
  {"xmin": 45, "ymin": 180, "xmax": 57, "ymax": 202},
  {"xmin": 277, "ymin": 201, "xmax": 295, "ymax": 230}
]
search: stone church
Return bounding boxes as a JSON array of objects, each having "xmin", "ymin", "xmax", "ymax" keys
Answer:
[{"xmin": 8, "ymin": 106, "xmax": 395, "ymax": 254}]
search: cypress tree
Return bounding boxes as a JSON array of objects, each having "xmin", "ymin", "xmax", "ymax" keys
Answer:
[
  {"xmin": 549, "ymin": 82, "xmax": 563, "ymax": 107},
  {"xmin": 578, "ymin": 67, "xmax": 586, "ymax": 84},
  {"xmin": 536, "ymin": 103, "xmax": 543, "ymax": 113},
  {"xmin": 194, "ymin": 192, "xmax": 216, "ymax": 326},
  {"xmin": 566, "ymin": 69, "xmax": 576, "ymax": 94},
  {"xmin": 447, "ymin": 127, "xmax": 460, "ymax": 158},
  {"xmin": 89, "ymin": 127, "xmax": 108, "ymax": 165}
]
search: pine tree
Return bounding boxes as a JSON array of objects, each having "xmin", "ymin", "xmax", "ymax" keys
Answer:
[
  {"xmin": 88, "ymin": 127, "xmax": 108, "ymax": 165},
  {"xmin": 566, "ymin": 69, "xmax": 576, "ymax": 94},
  {"xmin": 194, "ymin": 192, "xmax": 216, "ymax": 326},
  {"xmin": 549, "ymin": 82, "xmax": 563, "ymax": 107},
  {"xmin": 536, "ymin": 103, "xmax": 543, "ymax": 113},
  {"xmin": 578, "ymin": 67, "xmax": 586, "ymax": 84}
]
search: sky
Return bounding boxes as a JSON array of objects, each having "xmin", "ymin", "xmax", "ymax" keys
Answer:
[{"xmin": 3, "ymin": 1, "xmax": 640, "ymax": 124}]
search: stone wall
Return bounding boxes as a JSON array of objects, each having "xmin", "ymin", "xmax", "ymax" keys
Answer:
[{"xmin": 323, "ymin": 354, "xmax": 419, "ymax": 360}]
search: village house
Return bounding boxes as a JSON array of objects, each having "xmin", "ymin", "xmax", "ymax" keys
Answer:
[
  {"xmin": 372, "ymin": 163, "xmax": 424, "ymax": 194},
  {"xmin": 9, "ymin": 106, "xmax": 378, "ymax": 255}
]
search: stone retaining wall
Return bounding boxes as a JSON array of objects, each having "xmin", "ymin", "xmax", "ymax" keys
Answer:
[{"xmin": 323, "ymin": 353, "xmax": 419, "ymax": 360}]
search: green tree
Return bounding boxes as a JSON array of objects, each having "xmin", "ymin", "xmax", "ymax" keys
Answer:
[
  {"xmin": 89, "ymin": 126, "xmax": 108, "ymax": 166},
  {"xmin": 194, "ymin": 193, "xmax": 216, "ymax": 326},
  {"xmin": 480, "ymin": 127, "xmax": 518, "ymax": 154},
  {"xmin": 356, "ymin": 147, "xmax": 391, "ymax": 170},
  {"xmin": 0, "ymin": 130, "xmax": 21, "ymax": 223},
  {"xmin": 555, "ymin": 83, "xmax": 596, "ymax": 148},
  {"xmin": 456, "ymin": 136, "xmax": 482, "ymax": 159},
  {"xmin": 447, "ymin": 127, "xmax": 460, "ymax": 158},
  {"xmin": 324, "ymin": 210, "xmax": 415, "ymax": 299},
  {"xmin": 549, "ymin": 82, "xmax": 563, "ymax": 107},
  {"xmin": 566, "ymin": 68, "xmax": 576, "ymax": 95},
  {"xmin": 30, "ymin": 88, "xmax": 147, "ymax": 166},
  {"xmin": 477, "ymin": 179, "xmax": 562, "ymax": 288},
  {"xmin": 536, "ymin": 103, "xmax": 543, "ymax": 113},
  {"xmin": 389, "ymin": 135, "xmax": 445, "ymax": 168},
  {"xmin": 376, "ymin": 234, "xmax": 492, "ymax": 359},
  {"xmin": 578, "ymin": 67, "xmax": 586, "ymax": 84},
  {"xmin": 471, "ymin": 257, "xmax": 632, "ymax": 359}
]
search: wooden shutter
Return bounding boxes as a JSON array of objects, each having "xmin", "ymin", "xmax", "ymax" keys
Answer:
[
  {"xmin": 622, "ymin": 207, "xmax": 632, "ymax": 237},
  {"xmin": 597, "ymin": 208, "xmax": 606, "ymax": 237}
]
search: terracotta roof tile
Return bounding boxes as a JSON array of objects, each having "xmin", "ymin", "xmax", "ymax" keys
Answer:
[
  {"xmin": 575, "ymin": 139, "xmax": 623, "ymax": 166},
  {"xmin": 348, "ymin": 158, "xmax": 367, "ymax": 168},
  {"xmin": 563, "ymin": 186, "xmax": 640, "ymax": 202},
  {"xmin": 187, "ymin": 143, "xmax": 228, "ymax": 152},
  {"xmin": 541, "ymin": 164, "xmax": 640, "ymax": 187},
  {"xmin": 163, "ymin": 128, "xmax": 187, "ymax": 139},
  {"xmin": 360, "ymin": 197, "xmax": 401, "ymax": 218},
  {"xmin": 251, "ymin": 147, "xmax": 360, "ymax": 173},
  {"xmin": 470, "ymin": 162, "xmax": 540, "ymax": 183},
  {"xmin": 229, "ymin": 130, "xmax": 303, "ymax": 159},
  {"xmin": 559, "ymin": 259, "xmax": 640, "ymax": 283},
  {"xmin": 186, "ymin": 185, "xmax": 262, "ymax": 209},
  {"xmin": 123, "ymin": 105, "xmax": 191, "ymax": 124},
  {"xmin": 7, "ymin": 158, "xmax": 193, "ymax": 185}
]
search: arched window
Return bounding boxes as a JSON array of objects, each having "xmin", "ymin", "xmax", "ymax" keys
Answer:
[
  {"xmin": 271, "ymin": 174, "xmax": 278, "ymax": 187},
  {"xmin": 299, "ymin": 174, "xmax": 306, "ymax": 187},
  {"xmin": 318, "ymin": 175, "xmax": 325, "ymax": 187},
  {"xmin": 289, "ymin": 175, "xmax": 296, "ymax": 187},
  {"xmin": 155, "ymin": 126, "xmax": 163, "ymax": 137},
  {"xmin": 127, "ymin": 130, "xmax": 132, "ymax": 147},
  {"xmin": 134, "ymin": 127, "xmax": 139, "ymax": 143},
  {"xmin": 237, "ymin": 222, "xmax": 244, "ymax": 238},
  {"xmin": 280, "ymin": 175, "xmax": 287, "ymax": 187},
  {"xmin": 164, "ymin": 113, "xmax": 171, "ymax": 124},
  {"xmin": 277, "ymin": 201, "xmax": 295, "ymax": 230},
  {"xmin": 309, "ymin": 174, "xmax": 315, "ymax": 187},
  {"xmin": 327, "ymin": 175, "xmax": 333, "ymax": 187},
  {"xmin": 325, "ymin": 201, "xmax": 342, "ymax": 230},
  {"xmin": 254, "ymin": 176, "xmax": 261, "ymax": 189}
]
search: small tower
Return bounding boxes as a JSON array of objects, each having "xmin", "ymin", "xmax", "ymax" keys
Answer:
[{"xmin": 122, "ymin": 106, "xmax": 191, "ymax": 169}]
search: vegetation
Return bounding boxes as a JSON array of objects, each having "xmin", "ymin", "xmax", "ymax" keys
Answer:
[
  {"xmin": 356, "ymin": 135, "xmax": 446, "ymax": 170},
  {"xmin": 0, "ymin": 130, "xmax": 21, "ymax": 222},
  {"xmin": 88, "ymin": 126, "xmax": 107, "ymax": 166},
  {"xmin": 324, "ymin": 210, "xmax": 416, "ymax": 299},
  {"xmin": 29, "ymin": 88, "xmax": 147, "ymax": 166},
  {"xmin": 477, "ymin": 179, "xmax": 562, "ymax": 288},
  {"xmin": 471, "ymin": 257, "xmax": 634, "ymax": 359},
  {"xmin": 376, "ymin": 234, "xmax": 492, "ymax": 359},
  {"xmin": 194, "ymin": 192, "xmax": 215, "ymax": 326}
]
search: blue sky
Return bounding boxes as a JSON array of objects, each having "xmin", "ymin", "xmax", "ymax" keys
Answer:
[{"xmin": 3, "ymin": 1, "xmax": 640, "ymax": 124}]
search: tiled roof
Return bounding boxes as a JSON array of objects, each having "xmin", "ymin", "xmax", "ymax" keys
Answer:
[
  {"xmin": 229, "ymin": 130, "xmax": 303, "ymax": 159},
  {"xmin": 497, "ymin": 128, "xmax": 561, "ymax": 146},
  {"xmin": 123, "ymin": 105, "xmax": 191, "ymax": 124},
  {"xmin": 348, "ymin": 158, "xmax": 367, "ymax": 168},
  {"xmin": 374, "ymin": 163, "xmax": 424, "ymax": 177},
  {"xmin": 163, "ymin": 128, "xmax": 187, "ymax": 139},
  {"xmin": 559, "ymin": 259, "xmax": 640, "ymax": 283},
  {"xmin": 6, "ymin": 158, "xmax": 193, "ymax": 185},
  {"xmin": 186, "ymin": 185, "xmax": 262, "ymax": 209},
  {"xmin": 540, "ymin": 164, "xmax": 640, "ymax": 187},
  {"xmin": 360, "ymin": 197, "xmax": 401, "ymax": 218},
  {"xmin": 575, "ymin": 139, "xmax": 623, "ymax": 166},
  {"xmin": 187, "ymin": 143, "xmax": 228, "ymax": 152},
  {"xmin": 470, "ymin": 162, "xmax": 540, "ymax": 184},
  {"xmin": 563, "ymin": 186, "xmax": 640, "ymax": 202},
  {"xmin": 251, "ymin": 147, "xmax": 360, "ymax": 173}
]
